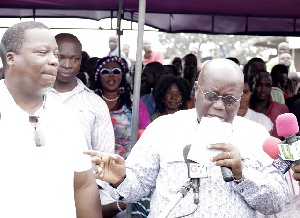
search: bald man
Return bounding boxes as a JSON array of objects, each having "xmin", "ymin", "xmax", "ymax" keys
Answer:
[
  {"xmin": 85, "ymin": 58, "xmax": 289, "ymax": 217},
  {"xmin": 108, "ymin": 36, "xmax": 130, "ymax": 70},
  {"xmin": 267, "ymin": 42, "xmax": 297, "ymax": 72}
]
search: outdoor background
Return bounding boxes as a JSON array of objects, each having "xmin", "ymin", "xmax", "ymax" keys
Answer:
[{"xmin": 0, "ymin": 17, "xmax": 299, "ymax": 67}]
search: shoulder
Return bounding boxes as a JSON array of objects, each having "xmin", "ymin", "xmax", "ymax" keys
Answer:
[
  {"xmin": 151, "ymin": 109, "xmax": 196, "ymax": 128},
  {"xmin": 233, "ymin": 115, "xmax": 269, "ymax": 133},
  {"xmin": 272, "ymin": 101, "xmax": 289, "ymax": 111}
]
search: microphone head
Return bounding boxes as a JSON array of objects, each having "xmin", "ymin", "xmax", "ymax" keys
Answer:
[
  {"xmin": 183, "ymin": 144, "xmax": 192, "ymax": 163},
  {"xmin": 262, "ymin": 136, "xmax": 281, "ymax": 159},
  {"xmin": 276, "ymin": 113, "xmax": 299, "ymax": 137}
]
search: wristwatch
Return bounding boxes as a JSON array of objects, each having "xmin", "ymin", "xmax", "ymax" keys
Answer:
[{"xmin": 233, "ymin": 174, "xmax": 245, "ymax": 184}]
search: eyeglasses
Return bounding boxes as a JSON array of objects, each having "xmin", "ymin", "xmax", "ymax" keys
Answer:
[
  {"xmin": 99, "ymin": 68, "xmax": 123, "ymax": 77},
  {"xmin": 198, "ymin": 84, "xmax": 241, "ymax": 106},
  {"xmin": 29, "ymin": 115, "xmax": 45, "ymax": 147}
]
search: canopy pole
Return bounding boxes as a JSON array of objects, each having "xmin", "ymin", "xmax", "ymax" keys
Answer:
[
  {"xmin": 131, "ymin": 0, "xmax": 146, "ymax": 148},
  {"xmin": 127, "ymin": 1, "xmax": 146, "ymax": 217},
  {"xmin": 117, "ymin": 0, "xmax": 123, "ymax": 56}
]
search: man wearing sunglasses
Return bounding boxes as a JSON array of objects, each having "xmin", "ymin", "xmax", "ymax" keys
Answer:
[
  {"xmin": 0, "ymin": 22, "xmax": 102, "ymax": 217},
  {"xmin": 85, "ymin": 59, "xmax": 289, "ymax": 217}
]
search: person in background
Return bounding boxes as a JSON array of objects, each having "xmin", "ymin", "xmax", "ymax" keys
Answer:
[
  {"xmin": 279, "ymin": 53, "xmax": 293, "ymax": 72},
  {"xmin": 0, "ymin": 21, "xmax": 102, "ymax": 218},
  {"xmin": 266, "ymin": 42, "xmax": 297, "ymax": 72},
  {"xmin": 270, "ymin": 64, "xmax": 291, "ymax": 99},
  {"xmin": 48, "ymin": 33, "xmax": 115, "ymax": 153},
  {"xmin": 237, "ymin": 75, "xmax": 273, "ymax": 134},
  {"xmin": 77, "ymin": 50, "xmax": 90, "ymax": 86},
  {"xmin": 86, "ymin": 56, "xmax": 99, "ymax": 90},
  {"xmin": 218, "ymin": 42, "xmax": 227, "ymax": 58},
  {"xmin": 93, "ymin": 55, "xmax": 151, "ymax": 217},
  {"xmin": 152, "ymin": 75, "xmax": 191, "ymax": 121},
  {"xmin": 199, "ymin": 34, "xmax": 215, "ymax": 63},
  {"xmin": 243, "ymin": 57, "xmax": 266, "ymax": 91},
  {"xmin": 171, "ymin": 57, "xmax": 183, "ymax": 76},
  {"xmin": 164, "ymin": 64, "xmax": 180, "ymax": 77},
  {"xmin": 250, "ymin": 71, "xmax": 289, "ymax": 138},
  {"xmin": 142, "ymin": 39, "xmax": 164, "ymax": 65},
  {"xmin": 140, "ymin": 61, "xmax": 166, "ymax": 116},
  {"xmin": 182, "ymin": 53, "xmax": 198, "ymax": 109},
  {"xmin": 122, "ymin": 44, "xmax": 134, "ymax": 69},
  {"xmin": 108, "ymin": 36, "xmax": 130, "ymax": 70},
  {"xmin": 86, "ymin": 58, "xmax": 289, "ymax": 218},
  {"xmin": 285, "ymin": 72, "xmax": 300, "ymax": 112},
  {"xmin": 227, "ymin": 57, "xmax": 240, "ymax": 65}
]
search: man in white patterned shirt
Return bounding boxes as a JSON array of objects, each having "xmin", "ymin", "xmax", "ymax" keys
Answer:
[
  {"xmin": 48, "ymin": 33, "xmax": 115, "ymax": 153},
  {"xmin": 86, "ymin": 58, "xmax": 290, "ymax": 217}
]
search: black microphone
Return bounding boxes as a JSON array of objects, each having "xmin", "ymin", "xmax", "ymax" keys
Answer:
[
  {"xmin": 221, "ymin": 166, "xmax": 234, "ymax": 182},
  {"xmin": 183, "ymin": 144, "xmax": 200, "ymax": 204}
]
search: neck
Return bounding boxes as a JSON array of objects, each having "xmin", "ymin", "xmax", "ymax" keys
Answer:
[
  {"xmin": 5, "ymin": 80, "xmax": 45, "ymax": 114},
  {"xmin": 163, "ymin": 108, "xmax": 178, "ymax": 115},
  {"xmin": 237, "ymin": 107, "xmax": 248, "ymax": 117},
  {"xmin": 251, "ymin": 97, "xmax": 269, "ymax": 113},
  {"xmin": 53, "ymin": 78, "xmax": 77, "ymax": 93},
  {"xmin": 102, "ymin": 91, "xmax": 119, "ymax": 99}
]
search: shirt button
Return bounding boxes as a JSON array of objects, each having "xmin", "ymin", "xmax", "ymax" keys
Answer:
[{"xmin": 240, "ymin": 188, "xmax": 244, "ymax": 193}]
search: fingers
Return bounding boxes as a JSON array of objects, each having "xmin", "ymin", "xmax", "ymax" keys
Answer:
[
  {"xmin": 83, "ymin": 150, "xmax": 101, "ymax": 157},
  {"xmin": 208, "ymin": 143, "xmax": 243, "ymax": 176}
]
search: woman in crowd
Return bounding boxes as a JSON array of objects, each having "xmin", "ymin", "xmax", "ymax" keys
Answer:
[
  {"xmin": 152, "ymin": 75, "xmax": 191, "ymax": 120},
  {"xmin": 93, "ymin": 56, "xmax": 150, "ymax": 218}
]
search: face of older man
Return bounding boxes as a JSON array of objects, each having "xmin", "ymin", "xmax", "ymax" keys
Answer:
[{"xmin": 195, "ymin": 59, "xmax": 243, "ymax": 123}]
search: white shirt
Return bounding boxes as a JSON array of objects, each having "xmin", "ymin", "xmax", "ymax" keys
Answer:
[
  {"xmin": 48, "ymin": 78, "xmax": 115, "ymax": 153},
  {"xmin": 243, "ymin": 108, "xmax": 274, "ymax": 132},
  {"xmin": 108, "ymin": 109, "xmax": 289, "ymax": 217},
  {"xmin": 0, "ymin": 80, "xmax": 92, "ymax": 218}
]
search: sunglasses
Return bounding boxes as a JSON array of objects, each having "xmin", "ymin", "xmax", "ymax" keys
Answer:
[
  {"xmin": 99, "ymin": 68, "xmax": 123, "ymax": 77},
  {"xmin": 198, "ymin": 84, "xmax": 241, "ymax": 106},
  {"xmin": 29, "ymin": 115, "xmax": 45, "ymax": 147}
]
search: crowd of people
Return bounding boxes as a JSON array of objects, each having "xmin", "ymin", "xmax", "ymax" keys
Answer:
[{"xmin": 1, "ymin": 20, "xmax": 300, "ymax": 218}]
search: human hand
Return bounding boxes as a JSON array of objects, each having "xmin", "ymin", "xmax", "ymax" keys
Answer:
[
  {"xmin": 292, "ymin": 164, "xmax": 300, "ymax": 186},
  {"xmin": 208, "ymin": 143, "xmax": 243, "ymax": 180},
  {"xmin": 83, "ymin": 151, "xmax": 126, "ymax": 186}
]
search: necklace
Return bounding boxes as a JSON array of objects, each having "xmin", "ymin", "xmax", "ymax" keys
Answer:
[{"xmin": 102, "ymin": 95, "xmax": 120, "ymax": 102}]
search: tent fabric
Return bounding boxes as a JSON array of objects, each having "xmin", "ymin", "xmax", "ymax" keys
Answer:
[{"xmin": 1, "ymin": 0, "xmax": 300, "ymax": 35}]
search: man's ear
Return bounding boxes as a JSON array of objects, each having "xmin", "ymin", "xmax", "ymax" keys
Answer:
[{"xmin": 6, "ymin": 52, "xmax": 14, "ymax": 66}]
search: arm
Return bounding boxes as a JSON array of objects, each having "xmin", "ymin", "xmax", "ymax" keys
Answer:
[
  {"xmin": 92, "ymin": 98, "xmax": 115, "ymax": 153},
  {"xmin": 74, "ymin": 169, "xmax": 102, "ymax": 218},
  {"xmin": 139, "ymin": 99, "xmax": 151, "ymax": 130},
  {"xmin": 210, "ymin": 143, "xmax": 289, "ymax": 215}
]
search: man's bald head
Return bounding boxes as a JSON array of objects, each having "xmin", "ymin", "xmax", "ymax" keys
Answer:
[
  {"xmin": 278, "ymin": 42, "xmax": 290, "ymax": 55},
  {"xmin": 198, "ymin": 58, "xmax": 243, "ymax": 86},
  {"xmin": 195, "ymin": 58, "xmax": 244, "ymax": 123}
]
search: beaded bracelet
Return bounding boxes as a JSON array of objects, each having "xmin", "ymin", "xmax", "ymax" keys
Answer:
[{"xmin": 116, "ymin": 200, "xmax": 124, "ymax": 212}]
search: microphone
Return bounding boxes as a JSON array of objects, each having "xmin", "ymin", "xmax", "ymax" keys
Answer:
[
  {"xmin": 263, "ymin": 136, "xmax": 293, "ymax": 174},
  {"xmin": 263, "ymin": 113, "xmax": 300, "ymax": 174},
  {"xmin": 276, "ymin": 113, "xmax": 299, "ymax": 144},
  {"xmin": 183, "ymin": 144, "xmax": 200, "ymax": 204}
]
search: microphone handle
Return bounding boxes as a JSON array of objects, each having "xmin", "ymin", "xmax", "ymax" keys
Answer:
[
  {"xmin": 191, "ymin": 178, "xmax": 200, "ymax": 204},
  {"xmin": 221, "ymin": 166, "xmax": 234, "ymax": 182}
]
